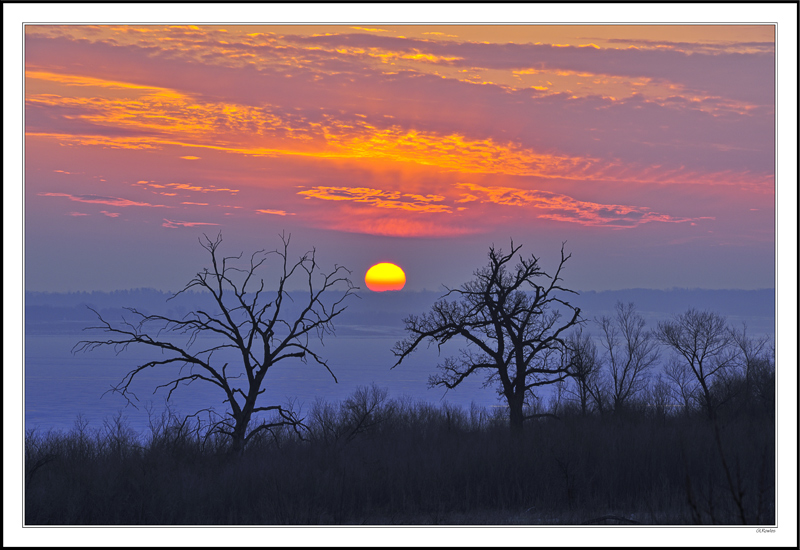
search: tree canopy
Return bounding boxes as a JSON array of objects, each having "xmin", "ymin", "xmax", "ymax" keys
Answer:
[{"xmin": 393, "ymin": 241, "xmax": 582, "ymax": 434}]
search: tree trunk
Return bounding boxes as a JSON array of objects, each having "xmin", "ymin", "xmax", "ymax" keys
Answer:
[
  {"xmin": 229, "ymin": 411, "xmax": 252, "ymax": 455},
  {"xmin": 229, "ymin": 433, "xmax": 245, "ymax": 455},
  {"xmin": 700, "ymin": 384, "xmax": 716, "ymax": 421},
  {"xmin": 508, "ymin": 395, "xmax": 525, "ymax": 437}
]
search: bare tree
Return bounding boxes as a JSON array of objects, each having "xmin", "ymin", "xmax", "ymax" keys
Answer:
[
  {"xmin": 664, "ymin": 358, "xmax": 699, "ymax": 413},
  {"xmin": 719, "ymin": 323, "xmax": 774, "ymax": 417},
  {"xmin": 656, "ymin": 308, "xmax": 737, "ymax": 420},
  {"xmin": 563, "ymin": 327, "xmax": 601, "ymax": 416},
  {"xmin": 730, "ymin": 324, "xmax": 771, "ymax": 388},
  {"xmin": 597, "ymin": 301, "xmax": 660, "ymax": 413},
  {"xmin": 74, "ymin": 233, "xmax": 357, "ymax": 454},
  {"xmin": 392, "ymin": 241, "xmax": 582, "ymax": 436},
  {"xmin": 646, "ymin": 374, "xmax": 675, "ymax": 421}
]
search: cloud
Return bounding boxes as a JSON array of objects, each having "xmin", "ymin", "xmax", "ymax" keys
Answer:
[
  {"xmin": 285, "ymin": 31, "xmax": 774, "ymax": 104},
  {"xmin": 350, "ymin": 27, "xmax": 395, "ymax": 33},
  {"xmin": 256, "ymin": 209, "xmax": 294, "ymax": 216},
  {"xmin": 133, "ymin": 181, "xmax": 239, "ymax": 194},
  {"xmin": 455, "ymin": 183, "xmax": 703, "ymax": 228},
  {"xmin": 38, "ymin": 192, "xmax": 168, "ymax": 208},
  {"xmin": 298, "ymin": 186, "xmax": 452, "ymax": 213},
  {"xmin": 25, "ymin": 31, "xmax": 774, "ymax": 179},
  {"xmin": 293, "ymin": 181, "xmax": 706, "ymax": 235},
  {"xmin": 603, "ymin": 38, "xmax": 774, "ymax": 54},
  {"xmin": 165, "ymin": 183, "xmax": 239, "ymax": 194},
  {"xmin": 161, "ymin": 218, "xmax": 221, "ymax": 229}
]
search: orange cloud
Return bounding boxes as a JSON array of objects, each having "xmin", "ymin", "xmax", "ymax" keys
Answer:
[
  {"xmin": 298, "ymin": 186, "xmax": 452, "ymax": 213},
  {"xmin": 166, "ymin": 183, "xmax": 239, "ymax": 194},
  {"xmin": 27, "ymin": 80, "xmax": 597, "ymax": 179},
  {"xmin": 28, "ymin": 72, "xmax": 767, "ymax": 189},
  {"xmin": 26, "ymin": 70, "xmax": 172, "ymax": 92}
]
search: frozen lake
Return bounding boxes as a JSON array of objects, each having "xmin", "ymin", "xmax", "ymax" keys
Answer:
[
  {"xmin": 23, "ymin": 287, "xmax": 775, "ymax": 436},
  {"xmin": 24, "ymin": 329, "xmax": 502, "ymax": 436}
]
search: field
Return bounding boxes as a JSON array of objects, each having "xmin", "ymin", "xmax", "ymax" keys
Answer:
[{"xmin": 25, "ymin": 385, "xmax": 775, "ymax": 526}]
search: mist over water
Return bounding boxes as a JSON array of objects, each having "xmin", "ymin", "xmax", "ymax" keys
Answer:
[
  {"xmin": 25, "ymin": 332, "xmax": 485, "ymax": 434},
  {"xmin": 24, "ymin": 288, "xmax": 775, "ymax": 435}
]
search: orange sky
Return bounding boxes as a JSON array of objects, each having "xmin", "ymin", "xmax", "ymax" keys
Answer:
[{"xmin": 23, "ymin": 22, "xmax": 777, "ymax": 291}]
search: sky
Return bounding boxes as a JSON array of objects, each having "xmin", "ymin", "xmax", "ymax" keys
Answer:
[
  {"xmin": 6, "ymin": 4, "xmax": 799, "ymax": 547},
  {"xmin": 21, "ymin": 21, "xmax": 780, "ymax": 294}
]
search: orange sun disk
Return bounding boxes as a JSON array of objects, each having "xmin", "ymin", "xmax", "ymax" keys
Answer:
[{"xmin": 365, "ymin": 263, "xmax": 406, "ymax": 292}]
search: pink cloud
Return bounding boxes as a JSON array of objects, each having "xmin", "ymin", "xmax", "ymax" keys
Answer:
[
  {"xmin": 256, "ymin": 209, "xmax": 294, "ymax": 216},
  {"xmin": 161, "ymin": 218, "xmax": 221, "ymax": 229},
  {"xmin": 456, "ymin": 183, "xmax": 703, "ymax": 228},
  {"xmin": 38, "ymin": 192, "xmax": 168, "ymax": 208},
  {"xmin": 305, "ymin": 206, "xmax": 478, "ymax": 238}
]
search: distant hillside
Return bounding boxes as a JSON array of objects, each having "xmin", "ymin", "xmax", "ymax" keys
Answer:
[
  {"xmin": 573, "ymin": 288, "xmax": 775, "ymax": 319},
  {"xmin": 24, "ymin": 287, "xmax": 776, "ymax": 338}
]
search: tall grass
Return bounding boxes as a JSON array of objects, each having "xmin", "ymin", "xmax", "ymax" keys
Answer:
[{"xmin": 25, "ymin": 385, "xmax": 774, "ymax": 525}]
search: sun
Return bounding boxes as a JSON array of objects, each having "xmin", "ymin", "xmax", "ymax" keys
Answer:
[{"xmin": 365, "ymin": 262, "xmax": 406, "ymax": 292}]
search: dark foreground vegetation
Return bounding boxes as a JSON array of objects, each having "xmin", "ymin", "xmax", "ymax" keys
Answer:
[{"xmin": 26, "ymin": 379, "xmax": 774, "ymax": 526}]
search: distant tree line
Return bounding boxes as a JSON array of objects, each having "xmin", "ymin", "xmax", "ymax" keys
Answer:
[{"xmin": 557, "ymin": 302, "xmax": 774, "ymax": 424}]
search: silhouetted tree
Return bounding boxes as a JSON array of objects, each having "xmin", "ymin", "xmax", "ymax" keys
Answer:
[
  {"xmin": 656, "ymin": 308, "xmax": 737, "ymax": 421},
  {"xmin": 711, "ymin": 324, "xmax": 774, "ymax": 419},
  {"xmin": 663, "ymin": 357, "xmax": 699, "ymax": 413},
  {"xmin": 74, "ymin": 233, "xmax": 357, "ymax": 454},
  {"xmin": 731, "ymin": 325, "xmax": 773, "ymax": 399},
  {"xmin": 646, "ymin": 374, "xmax": 674, "ymax": 420},
  {"xmin": 597, "ymin": 301, "xmax": 660, "ymax": 413},
  {"xmin": 392, "ymin": 241, "xmax": 582, "ymax": 436},
  {"xmin": 563, "ymin": 327, "xmax": 601, "ymax": 416}
]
